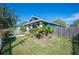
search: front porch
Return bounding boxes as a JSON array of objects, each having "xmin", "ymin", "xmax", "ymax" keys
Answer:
[{"xmin": 26, "ymin": 21, "xmax": 49, "ymax": 32}]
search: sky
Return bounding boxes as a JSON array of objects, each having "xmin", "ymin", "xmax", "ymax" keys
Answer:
[{"xmin": 6, "ymin": 3, "xmax": 79, "ymax": 24}]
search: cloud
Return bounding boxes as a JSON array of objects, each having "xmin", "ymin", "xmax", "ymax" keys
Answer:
[
  {"xmin": 60, "ymin": 12, "xmax": 79, "ymax": 24},
  {"xmin": 66, "ymin": 13, "xmax": 79, "ymax": 20}
]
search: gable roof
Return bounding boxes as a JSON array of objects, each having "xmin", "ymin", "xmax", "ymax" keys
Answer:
[
  {"xmin": 29, "ymin": 15, "xmax": 40, "ymax": 22},
  {"xmin": 26, "ymin": 16, "xmax": 64, "ymax": 27}
]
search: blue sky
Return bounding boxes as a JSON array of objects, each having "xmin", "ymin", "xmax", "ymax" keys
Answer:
[{"xmin": 7, "ymin": 3, "xmax": 79, "ymax": 24}]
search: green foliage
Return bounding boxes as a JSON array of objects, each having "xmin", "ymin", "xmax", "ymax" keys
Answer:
[
  {"xmin": 0, "ymin": 4, "xmax": 18, "ymax": 50},
  {"xmin": 42, "ymin": 25, "xmax": 55, "ymax": 36},
  {"xmin": 35, "ymin": 31, "xmax": 43, "ymax": 39},
  {"xmin": 73, "ymin": 19, "xmax": 79, "ymax": 25},
  {"xmin": 30, "ymin": 25, "xmax": 55, "ymax": 39},
  {"xmin": 0, "ymin": 4, "xmax": 18, "ymax": 28},
  {"xmin": 53, "ymin": 19, "xmax": 66, "ymax": 27},
  {"xmin": 29, "ymin": 28, "xmax": 38, "ymax": 34},
  {"xmin": 29, "ymin": 28, "xmax": 43, "ymax": 39},
  {"xmin": 49, "ymin": 27, "xmax": 55, "ymax": 33},
  {"xmin": 20, "ymin": 25, "xmax": 26, "ymax": 32},
  {"xmin": 20, "ymin": 21, "xmax": 27, "ymax": 32}
]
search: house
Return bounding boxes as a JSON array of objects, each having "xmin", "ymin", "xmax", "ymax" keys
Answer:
[{"xmin": 25, "ymin": 16, "xmax": 64, "ymax": 32}]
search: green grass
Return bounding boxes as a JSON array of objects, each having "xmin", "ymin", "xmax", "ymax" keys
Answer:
[{"xmin": 10, "ymin": 36, "xmax": 72, "ymax": 55}]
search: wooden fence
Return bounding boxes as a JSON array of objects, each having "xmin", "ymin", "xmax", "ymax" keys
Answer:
[{"xmin": 53, "ymin": 27, "xmax": 79, "ymax": 39}]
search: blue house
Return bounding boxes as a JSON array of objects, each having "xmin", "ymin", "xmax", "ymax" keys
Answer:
[{"xmin": 25, "ymin": 16, "xmax": 64, "ymax": 32}]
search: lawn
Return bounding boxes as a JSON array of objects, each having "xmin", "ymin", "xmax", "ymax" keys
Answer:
[
  {"xmin": 7, "ymin": 35, "xmax": 72, "ymax": 55},
  {"xmin": 3, "ymin": 34, "xmax": 79, "ymax": 55}
]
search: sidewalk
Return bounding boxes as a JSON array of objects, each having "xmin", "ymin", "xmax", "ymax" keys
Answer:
[{"xmin": 15, "ymin": 34, "xmax": 25, "ymax": 38}]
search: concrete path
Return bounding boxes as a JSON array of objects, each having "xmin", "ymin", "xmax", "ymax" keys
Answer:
[{"xmin": 15, "ymin": 34, "xmax": 25, "ymax": 38}]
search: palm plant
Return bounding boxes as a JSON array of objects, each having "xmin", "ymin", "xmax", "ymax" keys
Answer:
[
  {"xmin": 31, "ymin": 25, "xmax": 55, "ymax": 39},
  {"xmin": 42, "ymin": 25, "xmax": 55, "ymax": 36}
]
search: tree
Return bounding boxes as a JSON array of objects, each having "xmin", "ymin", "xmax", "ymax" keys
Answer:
[
  {"xmin": 53, "ymin": 19, "xmax": 66, "ymax": 27},
  {"xmin": 0, "ymin": 4, "xmax": 18, "ymax": 54},
  {"xmin": 20, "ymin": 21, "xmax": 26, "ymax": 32},
  {"xmin": 0, "ymin": 4, "xmax": 18, "ymax": 42},
  {"xmin": 0, "ymin": 4, "xmax": 18, "ymax": 28},
  {"xmin": 73, "ymin": 19, "xmax": 79, "ymax": 25},
  {"xmin": 0, "ymin": 4, "xmax": 18, "ymax": 41}
]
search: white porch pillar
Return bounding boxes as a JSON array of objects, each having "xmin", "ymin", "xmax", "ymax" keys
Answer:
[
  {"xmin": 26, "ymin": 25, "xmax": 30, "ymax": 32},
  {"xmin": 30, "ymin": 24, "xmax": 33, "ymax": 29},
  {"xmin": 39, "ymin": 22, "xmax": 43, "ymax": 27}
]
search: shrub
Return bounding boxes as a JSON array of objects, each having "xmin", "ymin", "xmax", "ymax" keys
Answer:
[
  {"xmin": 29, "ymin": 28, "xmax": 43, "ymax": 39},
  {"xmin": 29, "ymin": 26, "xmax": 55, "ymax": 39},
  {"xmin": 42, "ymin": 26, "xmax": 55, "ymax": 36},
  {"xmin": 29, "ymin": 28, "xmax": 38, "ymax": 34}
]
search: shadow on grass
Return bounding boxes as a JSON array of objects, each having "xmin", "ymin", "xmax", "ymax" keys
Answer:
[
  {"xmin": 0, "ymin": 34, "xmax": 16, "ymax": 55},
  {"xmin": 0, "ymin": 34, "xmax": 27, "ymax": 55},
  {"xmin": 72, "ymin": 34, "xmax": 79, "ymax": 55}
]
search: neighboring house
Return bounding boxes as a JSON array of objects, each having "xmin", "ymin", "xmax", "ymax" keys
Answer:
[{"xmin": 25, "ymin": 16, "xmax": 64, "ymax": 32}]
